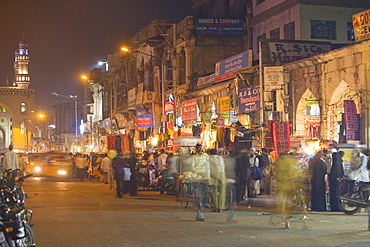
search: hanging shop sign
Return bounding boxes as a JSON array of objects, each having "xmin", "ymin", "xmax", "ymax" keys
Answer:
[
  {"xmin": 238, "ymin": 86, "xmax": 260, "ymax": 113},
  {"xmin": 344, "ymin": 100, "xmax": 358, "ymax": 140},
  {"xmin": 165, "ymin": 102, "xmax": 174, "ymax": 114},
  {"xmin": 182, "ymin": 98, "xmax": 198, "ymax": 122},
  {"xmin": 195, "ymin": 18, "xmax": 244, "ymax": 35},
  {"xmin": 214, "ymin": 50, "xmax": 252, "ymax": 83},
  {"xmin": 197, "ymin": 73, "xmax": 215, "ymax": 88},
  {"xmin": 261, "ymin": 39, "xmax": 331, "ymax": 65},
  {"xmin": 115, "ymin": 113, "xmax": 128, "ymax": 128},
  {"xmin": 353, "ymin": 9, "xmax": 370, "ymax": 42},
  {"xmin": 136, "ymin": 83, "xmax": 144, "ymax": 105},
  {"xmin": 264, "ymin": 66, "xmax": 284, "ymax": 91},
  {"xmin": 136, "ymin": 115, "xmax": 153, "ymax": 128},
  {"xmin": 128, "ymin": 88, "xmax": 137, "ymax": 108},
  {"xmin": 218, "ymin": 96, "xmax": 231, "ymax": 113}
]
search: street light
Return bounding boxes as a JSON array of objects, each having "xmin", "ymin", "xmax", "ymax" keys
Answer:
[{"xmin": 52, "ymin": 92, "xmax": 78, "ymax": 152}]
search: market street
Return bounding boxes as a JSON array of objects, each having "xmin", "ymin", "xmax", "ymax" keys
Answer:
[{"xmin": 24, "ymin": 177, "xmax": 370, "ymax": 247}]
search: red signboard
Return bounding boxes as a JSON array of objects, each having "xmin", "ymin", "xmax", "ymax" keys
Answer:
[
  {"xmin": 344, "ymin": 100, "xmax": 358, "ymax": 140},
  {"xmin": 182, "ymin": 98, "xmax": 198, "ymax": 122}
]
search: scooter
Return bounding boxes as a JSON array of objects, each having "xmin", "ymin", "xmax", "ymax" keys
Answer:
[
  {"xmin": 338, "ymin": 177, "xmax": 370, "ymax": 215},
  {"xmin": 157, "ymin": 169, "xmax": 175, "ymax": 196}
]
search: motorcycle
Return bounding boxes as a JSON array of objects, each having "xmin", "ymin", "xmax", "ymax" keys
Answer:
[
  {"xmin": 0, "ymin": 206, "xmax": 35, "ymax": 247},
  {"xmin": 157, "ymin": 169, "xmax": 175, "ymax": 195},
  {"xmin": 338, "ymin": 177, "xmax": 370, "ymax": 215},
  {"xmin": 1, "ymin": 170, "xmax": 33, "ymax": 209}
]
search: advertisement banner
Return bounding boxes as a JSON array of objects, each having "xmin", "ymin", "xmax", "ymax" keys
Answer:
[
  {"xmin": 262, "ymin": 40, "xmax": 331, "ymax": 65},
  {"xmin": 264, "ymin": 66, "xmax": 284, "ymax": 91},
  {"xmin": 165, "ymin": 102, "xmax": 174, "ymax": 114},
  {"xmin": 344, "ymin": 100, "xmax": 358, "ymax": 140},
  {"xmin": 136, "ymin": 115, "xmax": 153, "ymax": 128},
  {"xmin": 195, "ymin": 18, "xmax": 244, "ymax": 35},
  {"xmin": 182, "ymin": 98, "xmax": 198, "ymax": 122},
  {"xmin": 353, "ymin": 9, "xmax": 370, "ymax": 42},
  {"xmin": 218, "ymin": 96, "xmax": 230, "ymax": 112},
  {"xmin": 238, "ymin": 86, "xmax": 260, "ymax": 113},
  {"xmin": 214, "ymin": 50, "xmax": 251, "ymax": 83}
]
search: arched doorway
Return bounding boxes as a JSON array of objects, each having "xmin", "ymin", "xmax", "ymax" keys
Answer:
[{"xmin": 295, "ymin": 89, "xmax": 321, "ymax": 138}]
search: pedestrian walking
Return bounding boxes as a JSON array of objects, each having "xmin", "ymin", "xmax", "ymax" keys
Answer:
[
  {"xmin": 100, "ymin": 153, "xmax": 111, "ymax": 184},
  {"xmin": 125, "ymin": 153, "xmax": 138, "ymax": 196},
  {"xmin": 209, "ymin": 149, "xmax": 226, "ymax": 212},
  {"xmin": 75, "ymin": 153, "xmax": 87, "ymax": 182},
  {"xmin": 249, "ymin": 148, "xmax": 260, "ymax": 198},
  {"xmin": 112, "ymin": 151, "xmax": 128, "ymax": 198},
  {"xmin": 329, "ymin": 149, "xmax": 344, "ymax": 211},
  {"xmin": 2, "ymin": 144, "xmax": 19, "ymax": 171},
  {"xmin": 309, "ymin": 151, "xmax": 327, "ymax": 211}
]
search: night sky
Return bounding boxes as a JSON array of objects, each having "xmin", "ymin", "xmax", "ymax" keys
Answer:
[{"xmin": 0, "ymin": 0, "xmax": 193, "ymax": 114}]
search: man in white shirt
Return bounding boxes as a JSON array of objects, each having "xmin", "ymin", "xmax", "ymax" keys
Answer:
[{"xmin": 3, "ymin": 144, "xmax": 19, "ymax": 171}]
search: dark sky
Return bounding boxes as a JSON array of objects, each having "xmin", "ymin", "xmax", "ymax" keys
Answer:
[{"xmin": 0, "ymin": 0, "xmax": 193, "ymax": 114}]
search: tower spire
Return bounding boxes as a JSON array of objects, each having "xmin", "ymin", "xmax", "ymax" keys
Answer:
[{"xmin": 14, "ymin": 38, "xmax": 30, "ymax": 89}]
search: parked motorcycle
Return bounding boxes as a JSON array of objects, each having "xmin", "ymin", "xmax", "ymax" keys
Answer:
[
  {"xmin": 1, "ymin": 170, "xmax": 33, "ymax": 209},
  {"xmin": 157, "ymin": 169, "xmax": 175, "ymax": 195},
  {"xmin": 338, "ymin": 177, "xmax": 370, "ymax": 215}
]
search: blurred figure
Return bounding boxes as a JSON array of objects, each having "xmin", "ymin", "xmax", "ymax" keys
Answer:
[
  {"xmin": 309, "ymin": 151, "xmax": 327, "ymax": 211},
  {"xmin": 17, "ymin": 154, "xmax": 26, "ymax": 175},
  {"xmin": 329, "ymin": 149, "xmax": 344, "ymax": 211},
  {"xmin": 274, "ymin": 154, "xmax": 301, "ymax": 229},
  {"xmin": 157, "ymin": 149, "xmax": 168, "ymax": 174},
  {"xmin": 348, "ymin": 147, "xmax": 369, "ymax": 182},
  {"xmin": 191, "ymin": 143, "xmax": 210, "ymax": 221},
  {"xmin": 236, "ymin": 150, "xmax": 250, "ymax": 202},
  {"xmin": 249, "ymin": 148, "xmax": 260, "ymax": 198},
  {"xmin": 259, "ymin": 148, "xmax": 273, "ymax": 195},
  {"xmin": 75, "ymin": 153, "xmax": 87, "ymax": 182},
  {"xmin": 125, "ymin": 153, "xmax": 138, "ymax": 196},
  {"xmin": 3, "ymin": 144, "xmax": 19, "ymax": 171},
  {"xmin": 209, "ymin": 149, "xmax": 226, "ymax": 212},
  {"xmin": 100, "ymin": 153, "xmax": 111, "ymax": 184},
  {"xmin": 112, "ymin": 151, "xmax": 128, "ymax": 198}
]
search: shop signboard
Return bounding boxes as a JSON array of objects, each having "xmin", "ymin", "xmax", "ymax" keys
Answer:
[
  {"xmin": 197, "ymin": 73, "xmax": 215, "ymax": 88},
  {"xmin": 264, "ymin": 66, "xmax": 284, "ymax": 91},
  {"xmin": 353, "ymin": 9, "xmax": 370, "ymax": 42},
  {"xmin": 261, "ymin": 39, "xmax": 331, "ymax": 65},
  {"xmin": 214, "ymin": 50, "xmax": 252, "ymax": 83},
  {"xmin": 195, "ymin": 18, "xmax": 244, "ymax": 35},
  {"xmin": 182, "ymin": 98, "xmax": 198, "ymax": 122},
  {"xmin": 128, "ymin": 88, "xmax": 136, "ymax": 108},
  {"xmin": 238, "ymin": 86, "xmax": 260, "ymax": 113},
  {"xmin": 344, "ymin": 100, "xmax": 358, "ymax": 140},
  {"xmin": 218, "ymin": 96, "xmax": 230, "ymax": 112},
  {"xmin": 136, "ymin": 115, "xmax": 153, "ymax": 128}
]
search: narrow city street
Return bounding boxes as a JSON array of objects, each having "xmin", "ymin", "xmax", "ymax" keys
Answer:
[{"xmin": 24, "ymin": 177, "xmax": 370, "ymax": 247}]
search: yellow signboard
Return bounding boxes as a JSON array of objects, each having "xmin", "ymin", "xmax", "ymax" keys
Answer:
[{"xmin": 353, "ymin": 9, "xmax": 370, "ymax": 42}]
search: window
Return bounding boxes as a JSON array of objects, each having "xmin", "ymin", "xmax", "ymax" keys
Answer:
[
  {"xmin": 311, "ymin": 20, "xmax": 336, "ymax": 40},
  {"xmin": 20, "ymin": 102, "xmax": 27, "ymax": 113},
  {"xmin": 284, "ymin": 22, "xmax": 295, "ymax": 40},
  {"xmin": 347, "ymin": 22, "xmax": 355, "ymax": 41},
  {"xmin": 270, "ymin": 28, "xmax": 280, "ymax": 39},
  {"xmin": 257, "ymin": 0, "xmax": 265, "ymax": 4}
]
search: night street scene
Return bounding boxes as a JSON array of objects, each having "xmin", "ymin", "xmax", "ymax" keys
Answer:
[{"xmin": 3, "ymin": 0, "xmax": 370, "ymax": 246}]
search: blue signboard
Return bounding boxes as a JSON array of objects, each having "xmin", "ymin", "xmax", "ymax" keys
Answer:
[
  {"xmin": 195, "ymin": 18, "xmax": 244, "ymax": 35},
  {"xmin": 238, "ymin": 86, "xmax": 260, "ymax": 113},
  {"xmin": 137, "ymin": 115, "xmax": 153, "ymax": 127},
  {"xmin": 215, "ymin": 50, "xmax": 251, "ymax": 83}
]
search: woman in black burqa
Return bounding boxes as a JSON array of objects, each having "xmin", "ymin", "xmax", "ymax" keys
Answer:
[
  {"xmin": 329, "ymin": 150, "xmax": 344, "ymax": 211},
  {"xmin": 309, "ymin": 151, "xmax": 327, "ymax": 211}
]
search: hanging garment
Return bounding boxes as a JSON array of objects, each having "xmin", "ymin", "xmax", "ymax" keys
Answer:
[
  {"xmin": 107, "ymin": 136, "xmax": 116, "ymax": 150},
  {"xmin": 115, "ymin": 135, "xmax": 121, "ymax": 151},
  {"xmin": 121, "ymin": 134, "xmax": 131, "ymax": 153}
]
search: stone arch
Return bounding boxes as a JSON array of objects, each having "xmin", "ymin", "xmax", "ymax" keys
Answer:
[
  {"xmin": 0, "ymin": 126, "xmax": 5, "ymax": 150},
  {"xmin": 328, "ymin": 80, "xmax": 349, "ymax": 105},
  {"xmin": 295, "ymin": 88, "xmax": 317, "ymax": 136}
]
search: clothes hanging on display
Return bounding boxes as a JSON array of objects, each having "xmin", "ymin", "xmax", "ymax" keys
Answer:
[
  {"xmin": 107, "ymin": 136, "xmax": 116, "ymax": 150},
  {"xmin": 120, "ymin": 134, "xmax": 131, "ymax": 153},
  {"xmin": 115, "ymin": 135, "xmax": 121, "ymax": 151}
]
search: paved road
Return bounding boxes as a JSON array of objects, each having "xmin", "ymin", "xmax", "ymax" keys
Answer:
[{"xmin": 23, "ymin": 177, "xmax": 370, "ymax": 247}]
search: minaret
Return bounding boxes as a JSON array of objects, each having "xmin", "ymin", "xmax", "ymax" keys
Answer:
[{"xmin": 14, "ymin": 37, "xmax": 30, "ymax": 89}]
